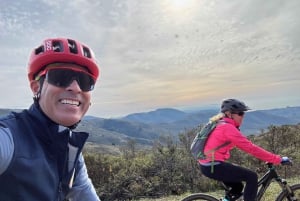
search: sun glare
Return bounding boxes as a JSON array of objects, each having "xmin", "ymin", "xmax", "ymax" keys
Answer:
[
  {"xmin": 163, "ymin": 0, "xmax": 199, "ymax": 21},
  {"xmin": 166, "ymin": 0, "xmax": 197, "ymax": 11},
  {"xmin": 173, "ymin": 0, "xmax": 188, "ymax": 8}
]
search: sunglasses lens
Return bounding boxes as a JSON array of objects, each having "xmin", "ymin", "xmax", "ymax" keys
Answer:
[
  {"xmin": 232, "ymin": 111, "xmax": 245, "ymax": 116},
  {"xmin": 238, "ymin": 111, "xmax": 245, "ymax": 116},
  {"xmin": 46, "ymin": 69, "xmax": 95, "ymax": 91}
]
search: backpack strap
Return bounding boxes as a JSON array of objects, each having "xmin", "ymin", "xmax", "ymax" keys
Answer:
[
  {"xmin": 203, "ymin": 120, "xmax": 230, "ymax": 173},
  {"xmin": 204, "ymin": 120, "xmax": 229, "ymax": 153}
]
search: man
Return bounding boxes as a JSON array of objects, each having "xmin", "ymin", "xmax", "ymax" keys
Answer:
[{"xmin": 0, "ymin": 38, "xmax": 101, "ymax": 201}]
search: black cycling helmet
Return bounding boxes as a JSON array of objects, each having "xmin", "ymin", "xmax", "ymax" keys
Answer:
[{"xmin": 221, "ymin": 98, "xmax": 250, "ymax": 113}]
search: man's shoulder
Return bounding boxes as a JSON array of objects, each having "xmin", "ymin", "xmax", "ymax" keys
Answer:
[
  {"xmin": 0, "ymin": 110, "xmax": 30, "ymax": 129},
  {"xmin": 0, "ymin": 112, "xmax": 18, "ymax": 125}
]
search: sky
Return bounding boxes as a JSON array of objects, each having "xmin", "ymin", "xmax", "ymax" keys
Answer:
[{"xmin": 0, "ymin": 0, "xmax": 300, "ymax": 118}]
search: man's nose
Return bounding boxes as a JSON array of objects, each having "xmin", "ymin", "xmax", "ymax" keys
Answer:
[{"xmin": 66, "ymin": 79, "xmax": 82, "ymax": 92}]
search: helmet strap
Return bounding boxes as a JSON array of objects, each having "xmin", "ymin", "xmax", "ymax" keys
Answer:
[{"xmin": 33, "ymin": 76, "xmax": 45, "ymax": 102}]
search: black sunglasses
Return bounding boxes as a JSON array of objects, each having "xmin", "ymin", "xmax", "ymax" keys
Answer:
[
  {"xmin": 232, "ymin": 111, "xmax": 245, "ymax": 116},
  {"xmin": 36, "ymin": 67, "xmax": 96, "ymax": 92}
]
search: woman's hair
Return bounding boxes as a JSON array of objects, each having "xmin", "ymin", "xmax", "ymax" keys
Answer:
[{"xmin": 209, "ymin": 113, "xmax": 225, "ymax": 123}]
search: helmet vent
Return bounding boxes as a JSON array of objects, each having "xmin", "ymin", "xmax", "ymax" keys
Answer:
[
  {"xmin": 35, "ymin": 45, "xmax": 44, "ymax": 55},
  {"xmin": 83, "ymin": 46, "xmax": 92, "ymax": 58},
  {"xmin": 52, "ymin": 41, "xmax": 63, "ymax": 52},
  {"xmin": 67, "ymin": 39, "xmax": 78, "ymax": 54}
]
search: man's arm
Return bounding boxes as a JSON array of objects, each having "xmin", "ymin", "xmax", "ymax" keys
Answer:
[
  {"xmin": 0, "ymin": 127, "xmax": 14, "ymax": 175},
  {"xmin": 66, "ymin": 153, "xmax": 100, "ymax": 201}
]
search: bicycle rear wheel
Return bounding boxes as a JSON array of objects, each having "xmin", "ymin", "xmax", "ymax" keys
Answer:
[
  {"xmin": 276, "ymin": 183, "xmax": 300, "ymax": 201},
  {"xmin": 181, "ymin": 193, "xmax": 219, "ymax": 201}
]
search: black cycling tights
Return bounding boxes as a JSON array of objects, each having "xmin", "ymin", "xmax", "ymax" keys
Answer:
[{"xmin": 200, "ymin": 162, "xmax": 258, "ymax": 201}]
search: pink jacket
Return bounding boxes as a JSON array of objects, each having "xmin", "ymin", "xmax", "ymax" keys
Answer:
[{"xmin": 199, "ymin": 117, "xmax": 282, "ymax": 165}]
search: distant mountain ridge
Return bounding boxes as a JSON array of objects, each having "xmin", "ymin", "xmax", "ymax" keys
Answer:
[
  {"xmin": 1, "ymin": 106, "xmax": 300, "ymax": 148},
  {"xmin": 121, "ymin": 107, "xmax": 300, "ymax": 134},
  {"xmin": 124, "ymin": 108, "xmax": 187, "ymax": 124},
  {"xmin": 81, "ymin": 106, "xmax": 300, "ymax": 147}
]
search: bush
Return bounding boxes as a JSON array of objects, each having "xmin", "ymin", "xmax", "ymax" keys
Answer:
[{"xmin": 84, "ymin": 124, "xmax": 300, "ymax": 199}]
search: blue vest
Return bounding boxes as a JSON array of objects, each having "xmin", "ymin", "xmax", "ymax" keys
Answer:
[{"xmin": 0, "ymin": 103, "xmax": 89, "ymax": 201}]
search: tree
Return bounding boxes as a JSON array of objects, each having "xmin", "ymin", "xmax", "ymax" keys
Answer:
[{"xmin": 119, "ymin": 139, "xmax": 137, "ymax": 159}]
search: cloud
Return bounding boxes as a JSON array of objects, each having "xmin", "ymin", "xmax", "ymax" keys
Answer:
[{"xmin": 0, "ymin": 0, "xmax": 299, "ymax": 117}]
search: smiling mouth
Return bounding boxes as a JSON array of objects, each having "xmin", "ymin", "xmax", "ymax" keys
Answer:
[{"xmin": 60, "ymin": 99, "xmax": 81, "ymax": 106}]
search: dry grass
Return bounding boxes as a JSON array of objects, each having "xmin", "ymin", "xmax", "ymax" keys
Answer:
[{"xmin": 139, "ymin": 178, "xmax": 300, "ymax": 201}]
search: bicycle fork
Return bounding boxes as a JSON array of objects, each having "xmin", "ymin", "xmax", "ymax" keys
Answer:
[{"xmin": 276, "ymin": 178, "xmax": 297, "ymax": 201}]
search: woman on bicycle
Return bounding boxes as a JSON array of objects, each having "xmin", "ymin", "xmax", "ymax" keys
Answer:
[{"xmin": 199, "ymin": 98, "xmax": 290, "ymax": 201}]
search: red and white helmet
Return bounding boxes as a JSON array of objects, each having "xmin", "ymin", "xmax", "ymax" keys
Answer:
[{"xmin": 27, "ymin": 38, "xmax": 100, "ymax": 81}]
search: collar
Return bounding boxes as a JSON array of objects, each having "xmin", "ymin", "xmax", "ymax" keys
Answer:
[
  {"xmin": 27, "ymin": 102, "xmax": 89, "ymax": 148},
  {"xmin": 222, "ymin": 117, "xmax": 240, "ymax": 128},
  {"xmin": 27, "ymin": 103, "xmax": 70, "ymax": 144},
  {"xmin": 32, "ymin": 99, "xmax": 80, "ymax": 129}
]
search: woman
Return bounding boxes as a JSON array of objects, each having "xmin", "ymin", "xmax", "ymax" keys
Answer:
[{"xmin": 199, "ymin": 98, "xmax": 290, "ymax": 201}]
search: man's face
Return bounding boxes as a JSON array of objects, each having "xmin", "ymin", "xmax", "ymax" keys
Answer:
[{"xmin": 32, "ymin": 63, "xmax": 93, "ymax": 127}]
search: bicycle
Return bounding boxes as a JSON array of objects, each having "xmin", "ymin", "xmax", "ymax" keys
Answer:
[{"xmin": 181, "ymin": 162, "xmax": 299, "ymax": 201}]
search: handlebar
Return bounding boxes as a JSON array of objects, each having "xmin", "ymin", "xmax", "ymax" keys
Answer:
[
  {"xmin": 266, "ymin": 160, "xmax": 293, "ymax": 168},
  {"xmin": 281, "ymin": 160, "xmax": 293, "ymax": 166}
]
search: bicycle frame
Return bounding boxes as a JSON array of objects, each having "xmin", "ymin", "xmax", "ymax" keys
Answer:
[
  {"xmin": 182, "ymin": 162, "xmax": 297, "ymax": 201},
  {"xmin": 256, "ymin": 163, "xmax": 290, "ymax": 201}
]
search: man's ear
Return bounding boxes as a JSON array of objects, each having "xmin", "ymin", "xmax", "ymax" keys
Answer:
[{"xmin": 30, "ymin": 80, "xmax": 40, "ymax": 95}]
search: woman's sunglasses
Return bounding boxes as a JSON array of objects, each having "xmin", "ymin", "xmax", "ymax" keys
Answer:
[
  {"xmin": 232, "ymin": 111, "xmax": 245, "ymax": 116},
  {"xmin": 35, "ymin": 67, "xmax": 96, "ymax": 92}
]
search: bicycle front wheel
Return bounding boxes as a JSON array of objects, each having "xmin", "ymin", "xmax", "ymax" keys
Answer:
[
  {"xmin": 276, "ymin": 183, "xmax": 300, "ymax": 201},
  {"xmin": 181, "ymin": 193, "xmax": 219, "ymax": 201}
]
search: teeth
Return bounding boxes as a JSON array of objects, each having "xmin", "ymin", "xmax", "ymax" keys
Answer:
[{"xmin": 60, "ymin": 99, "xmax": 80, "ymax": 106}]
